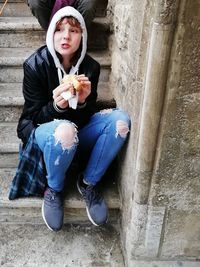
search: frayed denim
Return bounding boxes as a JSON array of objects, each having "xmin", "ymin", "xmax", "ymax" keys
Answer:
[{"xmin": 35, "ymin": 109, "xmax": 131, "ymax": 191}]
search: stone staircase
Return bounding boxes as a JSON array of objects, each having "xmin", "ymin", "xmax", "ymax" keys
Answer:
[{"xmin": 0, "ymin": 1, "xmax": 125, "ymax": 266}]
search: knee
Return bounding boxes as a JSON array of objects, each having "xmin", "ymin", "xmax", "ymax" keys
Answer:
[
  {"xmin": 77, "ymin": 0, "xmax": 98, "ymax": 10},
  {"xmin": 28, "ymin": 0, "xmax": 41, "ymax": 11},
  {"xmin": 54, "ymin": 122, "xmax": 78, "ymax": 150},
  {"xmin": 100, "ymin": 109, "xmax": 130, "ymax": 138},
  {"xmin": 76, "ymin": 0, "xmax": 98, "ymax": 24},
  {"xmin": 112, "ymin": 110, "xmax": 131, "ymax": 139}
]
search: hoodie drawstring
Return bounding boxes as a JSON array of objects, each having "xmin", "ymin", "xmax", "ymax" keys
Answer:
[{"xmin": 57, "ymin": 68, "xmax": 63, "ymax": 84}]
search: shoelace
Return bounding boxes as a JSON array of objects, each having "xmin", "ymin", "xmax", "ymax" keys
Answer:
[
  {"xmin": 82, "ymin": 186, "xmax": 102, "ymax": 206},
  {"xmin": 45, "ymin": 188, "xmax": 59, "ymax": 201}
]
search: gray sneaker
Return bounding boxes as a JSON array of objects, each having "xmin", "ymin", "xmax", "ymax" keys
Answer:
[
  {"xmin": 77, "ymin": 175, "xmax": 108, "ymax": 226},
  {"xmin": 42, "ymin": 187, "xmax": 64, "ymax": 231}
]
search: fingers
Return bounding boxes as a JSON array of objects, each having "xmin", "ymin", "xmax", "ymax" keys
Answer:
[
  {"xmin": 53, "ymin": 83, "xmax": 74, "ymax": 100},
  {"xmin": 53, "ymin": 75, "xmax": 91, "ymax": 107},
  {"xmin": 75, "ymin": 75, "xmax": 91, "ymax": 103},
  {"xmin": 56, "ymin": 97, "xmax": 68, "ymax": 107},
  {"xmin": 76, "ymin": 74, "xmax": 90, "ymax": 85},
  {"xmin": 77, "ymin": 75, "xmax": 91, "ymax": 91}
]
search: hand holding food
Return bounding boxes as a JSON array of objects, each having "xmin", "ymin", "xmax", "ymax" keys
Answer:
[
  {"xmin": 59, "ymin": 74, "xmax": 91, "ymax": 109},
  {"xmin": 76, "ymin": 74, "xmax": 91, "ymax": 104},
  {"xmin": 61, "ymin": 75, "xmax": 82, "ymax": 101},
  {"xmin": 62, "ymin": 74, "xmax": 82, "ymax": 92}
]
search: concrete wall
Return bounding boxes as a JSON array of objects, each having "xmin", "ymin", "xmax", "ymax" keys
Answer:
[{"xmin": 108, "ymin": 0, "xmax": 200, "ymax": 265}]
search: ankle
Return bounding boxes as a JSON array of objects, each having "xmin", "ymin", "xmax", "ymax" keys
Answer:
[{"xmin": 79, "ymin": 175, "xmax": 93, "ymax": 189}]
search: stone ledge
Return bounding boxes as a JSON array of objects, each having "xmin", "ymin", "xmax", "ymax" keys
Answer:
[
  {"xmin": 0, "ymin": 224, "xmax": 124, "ymax": 266},
  {"xmin": 0, "ymin": 166, "xmax": 120, "ymax": 223},
  {"xmin": 0, "ymin": 48, "xmax": 111, "ymax": 66},
  {"xmin": 0, "ymin": 16, "xmax": 109, "ymax": 31},
  {"xmin": 0, "ymin": 17, "xmax": 110, "ymax": 50},
  {"xmin": 0, "ymin": 167, "xmax": 120, "ymax": 208},
  {"xmin": 128, "ymin": 260, "xmax": 200, "ymax": 267},
  {"xmin": 0, "ymin": 81, "xmax": 114, "ymax": 107}
]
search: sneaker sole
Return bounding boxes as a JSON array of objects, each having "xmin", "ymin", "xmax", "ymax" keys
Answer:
[
  {"xmin": 77, "ymin": 180, "xmax": 107, "ymax": 227},
  {"xmin": 42, "ymin": 201, "xmax": 54, "ymax": 232}
]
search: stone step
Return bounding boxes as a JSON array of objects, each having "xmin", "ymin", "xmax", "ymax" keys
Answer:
[
  {"xmin": 0, "ymin": 48, "xmax": 111, "ymax": 83},
  {"xmin": 0, "ymin": 81, "xmax": 114, "ymax": 106},
  {"xmin": 0, "ymin": 47, "xmax": 111, "ymax": 66},
  {"xmin": 0, "ymin": 82, "xmax": 115, "ymax": 123},
  {"xmin": 0, "ymin": 0, "xmax": 108, "ymax": 17},
  {"xmin": 0, "ymin": 167, "xmax": 120, "ymax": 224},
  {"xmin": 0, "ymin": 123, "xmax": 20, "ymax": 152},
  {"xmin": 0, "ymin": 224, "xmax": 124, "ymax": 267},
  {"xmin": 0, "ymin": 17, "xmax": 110, "ymax": 50},
  {"xmin": 0, "ymin": 153, "xmax": 19, "ymax": 168}
]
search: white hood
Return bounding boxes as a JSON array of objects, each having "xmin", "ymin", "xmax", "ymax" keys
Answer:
[
  {"xmin": 46, "ymin": 6, "xmax": 87, "ymax": 109},
  {"xmin": 46, "ymin": 6, "xmax": 87, "ymax": 77}
]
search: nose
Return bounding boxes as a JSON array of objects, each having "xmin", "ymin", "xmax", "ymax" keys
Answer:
[{"xmin": 63, "ymin": 29, "xmax": 70, "ymax": 40}]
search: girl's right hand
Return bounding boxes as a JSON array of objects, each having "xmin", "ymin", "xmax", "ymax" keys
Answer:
[{"xmin": 53, "ymin": 83, "xmax": 74, "ymax": 109}]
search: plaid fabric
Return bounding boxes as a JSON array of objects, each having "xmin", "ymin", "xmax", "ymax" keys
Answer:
[{"xmin": 8, "ymin": 130, "xmax": 47, "ymax": 200}]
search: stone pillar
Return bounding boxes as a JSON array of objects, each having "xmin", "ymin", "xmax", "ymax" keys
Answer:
[{"xmin": 109, "ymin": 0, "xmax": 200, "ymax": 265}]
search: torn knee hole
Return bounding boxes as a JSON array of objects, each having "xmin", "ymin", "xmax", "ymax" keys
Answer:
[
  {"xmin": 54, "ymin": 122, "xmax": 78, "ymax": 150},
  {"xmin": 116, "ymin": 120, "xmax": 129, "ymax": 138}
]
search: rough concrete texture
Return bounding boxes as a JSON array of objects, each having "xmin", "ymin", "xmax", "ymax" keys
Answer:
[
  {"xmin": 109, "ymin": 0, "xmax": 200, "ymax": 264},
  {"xmin": 0, "ymin": 224, "xmax": 124, "ymax": 267},
  {"xmin": 109, "ymin": 0, "xmax": 152, "ymax": 262},
  {"xmin": 0, "ymin": 17, "xmax": 109, "ymax": 50},
  {"xmin": 149, "ymin": 0, "xmax": 200, "ymax": 259},
  {"xmin": 161, "ymin": 210, "xmax": 200, "ymax": 259},
  {"xmin": 129, "ymin": 261, "xmax": 200, "ymax": 267}
]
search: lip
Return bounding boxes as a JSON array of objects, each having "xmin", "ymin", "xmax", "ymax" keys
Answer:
[{"xmin": 61, "ymin": 43, "xmax": 71, "ymax": 49}]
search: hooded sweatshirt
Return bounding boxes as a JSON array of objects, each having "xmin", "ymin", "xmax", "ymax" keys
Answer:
[
  {"xmin": 46, "ymin": 6, "xmax": 88, "ymax": 108},
  {"xmin": 17, "ymin": 6, "xmax": 100, "ymax": 144}
]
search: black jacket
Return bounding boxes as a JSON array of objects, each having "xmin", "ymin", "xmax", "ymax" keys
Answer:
[{"xmin": 17, "ymin": 46, "xmax": 100, "ymax": 144}]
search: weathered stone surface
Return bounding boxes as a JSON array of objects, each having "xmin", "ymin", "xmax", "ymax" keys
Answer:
[
  {"xmin": 0, "ymin": 62, "xmax": 110, "ymax": 84},
  {"xmin": 113, "ymin": 4, "xmax": 131, "ymax": 50},
  {"xmin": 0, "ymin": 153, "xmax": 19, "ymax": 168},
  {"xmin": 0, "ymin": 106, "xmax": 22, "ymax": 122},
  {"xmin": 151, "ymin": 95, "xmax": 200, "ymax": 211},
  {"xmin": 0, "ymin": 224, "xmax": 124, "ymax": 267},
  {"xmin": 0, "ymin": 123, "xmax": 20, "ymax": 152},
  {"xmin": 0, "ymin": 17, "xmax": 110, "ymax": 50},
  {"xmin": 0, "ymin": 2, "xmax": 31, "ymax": 17},
  {"xmin": 129, "ymin": 261, "xmax": 200, "ymax": 267},
  {"xmin": 147, "ymin": 0, "xmax": 200, "ymax": 261},
  {"xmin": 0, "ymin": 167, "xmax": 120, "ymax": 224},
  {"xmin": 154, "ymin": 0, "xmax": 179, "ymax": 25},
  {"xmin": 161, "ymin": 210, "xmax": 200, "ymax": 259},
  {"xmin": 110, "ymin": 0, "xmax": 200, "ymax": 264}
]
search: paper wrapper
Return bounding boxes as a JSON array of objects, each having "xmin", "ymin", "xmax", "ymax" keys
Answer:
[{"xmin": 61, "ymin": 90, "xmax": 78, "ymax": 109}]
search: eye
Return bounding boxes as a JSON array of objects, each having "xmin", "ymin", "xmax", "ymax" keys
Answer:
[
  {"xmin": 70, "ymin": 28, "xmax": 79, "ymax": 33},
  {"xmin": 55, "ymin": 25, "xmax": 62, "ymax": 32}
]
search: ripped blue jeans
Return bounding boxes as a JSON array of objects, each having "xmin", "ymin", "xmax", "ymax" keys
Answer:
[{"xmin": 35, "ymin": 109, "xmax": 131, "ymax": 192}]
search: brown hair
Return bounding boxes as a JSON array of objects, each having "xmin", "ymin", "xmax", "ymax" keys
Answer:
[{"xmin": 55, "ymin": 16, "xmax": 82, "ymax": 32}]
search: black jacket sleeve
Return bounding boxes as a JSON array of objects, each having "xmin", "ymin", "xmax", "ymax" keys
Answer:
[{"xmin": 17, "ymin": 62, "xmax": 69, "ymax": 143}]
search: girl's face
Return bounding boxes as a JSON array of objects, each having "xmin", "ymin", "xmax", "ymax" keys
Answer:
[{"xmin": 54, "ymin": 17, "xmax": 82, "ymax": 60}]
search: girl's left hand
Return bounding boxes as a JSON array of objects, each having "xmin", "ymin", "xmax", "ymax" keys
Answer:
[{"xmin": 76, "ymin": 74, "xmax": 91, "ymax": 104}]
